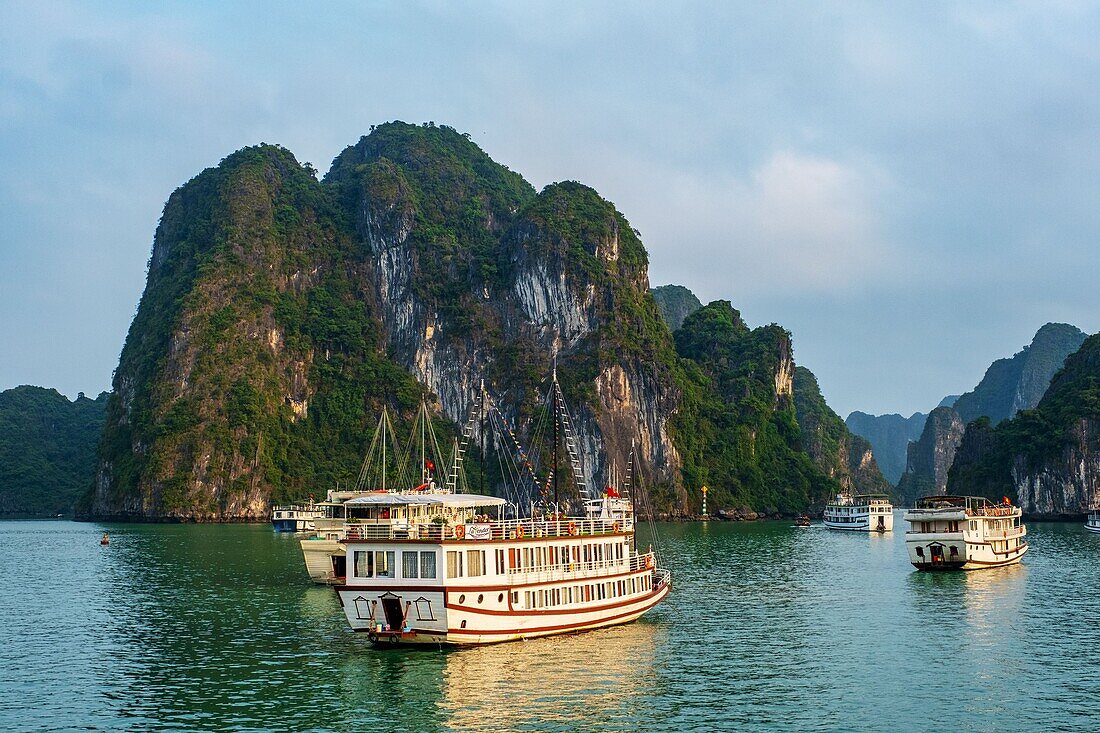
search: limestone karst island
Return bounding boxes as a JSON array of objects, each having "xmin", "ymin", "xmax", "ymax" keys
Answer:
[{"xmin": 4, "ymin": 4, "xmax": 1100, "ymax": 731}]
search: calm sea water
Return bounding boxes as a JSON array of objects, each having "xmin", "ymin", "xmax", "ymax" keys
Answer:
[{"xmin": 1, "ymin": 517, "xmax": 1098, "ymax": 732}]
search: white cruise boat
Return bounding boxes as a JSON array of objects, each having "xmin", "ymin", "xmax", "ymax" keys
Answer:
[
  {"xmin": 329, "ymin": 374, "xmax": 671, "ymax": 645},
  {"xmin": 822, "ymin": 492, "xmax": 893, "ymax": 532},
  {"xmin": 904, "ymin": 495, "xmax": 1028, "ymax": 570},
  {"xmin": 1085, "ymin": 511, "xmax": 1100, "ymax": 533},
  {"xmin": 334, "ymin": 490, "xmax": 668, "ymax": 646},
  {"xmin": 271, "ymin": 501, "xmax": 325, "ymax": 532}
]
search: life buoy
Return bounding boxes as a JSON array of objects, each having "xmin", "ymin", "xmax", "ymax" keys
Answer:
[
  {"xmin": 568, "ymin": 521, "xmax": 578, "ymax": 536},
  {"xmin": 453, "ymin": 524, "xmax": 465, "ymax": 540},
  {"xmin": 612, "ymin": 521, "xmax": 621, "ymax": 533},
  {"xmin": 644, "ymin": 554, "xmax": 654, "ymax": 570},
  {"xmin": 515, "ymin": 524, "xmax": 525, "ymax": 539}
]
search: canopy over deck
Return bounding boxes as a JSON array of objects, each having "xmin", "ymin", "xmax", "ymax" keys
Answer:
[{"xmin": 343, "ymin": 493, "xmax": 506, "ymax": 509}]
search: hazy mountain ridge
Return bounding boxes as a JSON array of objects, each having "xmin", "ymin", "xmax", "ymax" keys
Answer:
[
  {"xmin": 893, "ymin": 323, "xmax": 1085, "ymax": 504},
  {"xmin": 844, "ymin": 410, "xmax": 927, "ymax": 485}
]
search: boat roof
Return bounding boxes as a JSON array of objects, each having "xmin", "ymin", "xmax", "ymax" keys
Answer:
[{"xmin": 343, "ymin": 493, "xmax": 506, "ymax": 509}]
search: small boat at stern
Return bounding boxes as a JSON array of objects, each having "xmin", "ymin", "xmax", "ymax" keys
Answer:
[{"xmin": 904, "ymin": 495, "xmax": 1028, "ymax": 570}]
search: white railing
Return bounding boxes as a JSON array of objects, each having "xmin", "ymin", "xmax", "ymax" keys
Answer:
[{"xmin": 342, "ymin": 517, "xmax": 633, "ymax": 542}]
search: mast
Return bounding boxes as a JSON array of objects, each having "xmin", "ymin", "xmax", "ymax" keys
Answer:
[
  {"xmin": 553, "ymin": 364, "xmax": 559, "ymax": 508},
  {"xmin": 381, "ymin": 406, "xmax": 387, "ymax": 492},
  {"xmin": 479, "ymin": 380, "xmax": 486, "ymax": 495}
]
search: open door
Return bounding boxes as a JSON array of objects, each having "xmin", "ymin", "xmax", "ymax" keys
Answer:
[
  {"xmin": 381, "ymin": 594, "xmax": 405, "ymax": 630},
  {"xmin": 332, "ymin": 554, "xmax": 346, "ymax": 579},
  {"xmin": 930, "ymin": 544, "xmax": 944, "ymax": 566}
]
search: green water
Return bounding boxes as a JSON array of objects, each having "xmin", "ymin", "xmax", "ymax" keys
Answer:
[{"xmin": 1, "ymin": 518, "xmax": 1098, "ymax": 732}]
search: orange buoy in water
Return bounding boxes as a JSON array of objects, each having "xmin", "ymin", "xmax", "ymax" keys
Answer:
[{"xmin": 100, "ymin": 532, "xmax": 110, "ymax": 546}]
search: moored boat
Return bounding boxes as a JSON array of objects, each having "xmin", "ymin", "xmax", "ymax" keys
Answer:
[
  {"xmin": 1086, "ymin": 511, "xmax": 1100, "ymax": 533},
  {"xmin": 904, "ymin": 495, "xmax": 1028, "ymax": 570},
  {"xmin": 822, "ymin": 492, "xmax": 893, "ymax": 532},
  {"xmin": 331, "ymin": 372, "xmax": 671, "ymax": 645},
  {"xmin": 272, "ymin": 501, "xmax": 324, "ymax": 532}
]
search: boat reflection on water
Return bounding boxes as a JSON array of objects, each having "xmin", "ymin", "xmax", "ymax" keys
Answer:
[{"xmin": 437, "ymin": 622, "xmax": 664, "ymax": 732}]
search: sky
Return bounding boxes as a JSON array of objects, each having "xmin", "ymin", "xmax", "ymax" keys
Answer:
[{"xmin": 3, "ymin": 1, "xmax": 1100, "ymax": 418}]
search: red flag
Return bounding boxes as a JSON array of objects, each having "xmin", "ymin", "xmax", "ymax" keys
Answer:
[
  {"xmin": 425, "ymin": 460, "xmax": 435, "ymax": 472},
  {"xmin": 606, "ymin": 486, "xmax": 620, "ymax": 498}
]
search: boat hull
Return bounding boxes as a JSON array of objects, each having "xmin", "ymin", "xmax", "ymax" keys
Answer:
[
  {"xmin": 1085, "ymin": 523, "xmax": 1100, "ymax": 534},
  {"xmin": 907, "ymin": 542, "xmax": 1028, "ymax": 571},
  {"xmin": 336, "ymin": 575, "xmax": 670, "ymax": 647},
  {"xmin": 300, "ymin": 538, "xmax": 345, "ymax": 584}
]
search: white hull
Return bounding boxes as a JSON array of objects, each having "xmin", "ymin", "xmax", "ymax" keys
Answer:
[
  {"xmin": 336, "ymin": 573, "xmax": 670, "ymax": 646},
  {"xmin": 822, "ymin": 511, "xmax": 894, "ymax": 532},
  {"xmin": 1086, "ymin": 524, "xmax": 1100, "ymax": 534},
  {"xmin": 300, "ymin": 538, "xmax": 345, "ymax": 584},
  {"xmin": 905, "ymin": 537, "xmax": 1028, "ymax": 570}
]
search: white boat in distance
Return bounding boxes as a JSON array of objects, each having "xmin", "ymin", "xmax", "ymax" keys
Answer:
[
  {"xmin": 331, "ymin": 374, "xmax": 671, "ymax": 646},
  {"xmin": 822, "ymin": 492, "xmax": 894, "ymax": 532},
  {"xmin": 271, "ymin": 501, "xmax": 324, "ymax": 532},
  {"xmin": 1086, "ymin": 511, "xmax": 1100, "ymax": 533},
  {"xmin": 904, "ymin": 495, "xmax": 1028, "ymax": 570}
]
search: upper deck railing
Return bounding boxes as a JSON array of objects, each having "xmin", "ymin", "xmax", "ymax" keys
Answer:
[
  {"xmin": 908, "ymin": 495, "xmax": 1020, "ymax": 517},
  {"xmin": 342, "ymin": 516, "xmax": 633, "ymax": 542}
]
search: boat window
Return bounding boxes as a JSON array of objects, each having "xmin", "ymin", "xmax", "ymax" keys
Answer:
[
  {"xmin": 420, "ymin": 551, "xmax": 437, "ymax": 579},
  {"xmin": 374, "ymin": 551, "xmax": 395, "ymax": 578},
  {"xmin": 402, "ymin": 551, "xmax": 419, "ymax": 579},
  {"xmin": 353, "ymin": 550, "xmax": 373, "ymax": 578},
  {"xmin": 949, "ymin": 546, "xmax": 958, "ymax": 556},
  {"xmin": 467, "ymin": 550, "xmax": 486, "ymax": 577},
  {"xmin": 916, "ymin": 547, "xmax": 924, "ymax": 557},
  {"xmin": 447, "ymin": 550, "xmax": 463, "ymax": 578},
  {"xmin": 495, "ymin": 548, "xmax": 505, "ymax": 574}
]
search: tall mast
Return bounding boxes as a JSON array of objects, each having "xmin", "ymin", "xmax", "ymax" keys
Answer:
[
  {"xmin": 552, "ymin": 363, "xmax": 559, "ymax": 508},
  {"xmin": 479, "ymin": 380, "xmax": 486, "ymax": 495},
  {"xmin": 381, "ymin": 406, "xmax": 387, "ymax": 492}
]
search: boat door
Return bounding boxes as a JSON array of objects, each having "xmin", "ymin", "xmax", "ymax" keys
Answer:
[
  {"xmin": 930, "ymin": 544, "xmax": 945, "ymax": 566},
  {"xmin": 380, "ymin": 593, "xmax": 405, "ymax": 630},
  {"xmin": 332, "ymin": 554, "xmax": 346, "ymax": 579},
  {"xmin": 876, "ymin": 516, "xmax": 885, "ymax": 532}
]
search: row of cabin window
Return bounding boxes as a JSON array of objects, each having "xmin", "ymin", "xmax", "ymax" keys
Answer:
[
  {"xmin": 354, "ymin": 550, "xmax": 436, "ymax": 579},
  {"xmin": 353, "ymin": 542, "xmax": 632, "ymax": 581},
  {"xmin": 522, "ymin": 574, "xmax": 653, "ymax": 610},
  {"xmin": 828, "ymin": 507, "xmax": 887, "ymax": 515},
  {"xmin": 507, "ymin": 542, "xmax": 626, "ymax": 572}
]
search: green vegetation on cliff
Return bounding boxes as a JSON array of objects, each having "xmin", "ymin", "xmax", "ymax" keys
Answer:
[
  {"xmin": 651, "ymin": 284, "xmax": 702, "ymax": 332},
  {"xmin": 793, "ymin": 367, "xmax": 891, "ymax": 497},
  {"xmin": 670, "ymin": 302, "xmax": 837, "ymax": 514},
  {"xmin": 0, "ymin": 387, "xmax": 107, "ymax": 516},
  {"xmin": 84, "ymin": 121, "xmax": 869, "ymax": 520}
]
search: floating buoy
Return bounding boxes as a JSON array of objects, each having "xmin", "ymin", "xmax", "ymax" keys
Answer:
[{"xmin": 100, "ymin": 532, "xmax": 110, "ymax": 546}]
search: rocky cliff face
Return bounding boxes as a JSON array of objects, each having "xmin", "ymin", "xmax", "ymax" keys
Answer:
[
  {"xmin": 794, "ymin": 368, "xmax": 891, "ymax": 496},
  {"xmin": 651, "ymin": 284, "xmax": 702, "ymax": 331},
  {"xmin": 948, "ymin": 333, "xmax": 1100, "ymax": 516},
  {"xmin": 896, "ymin": 406, "xmax": 965, "ymax": 503},
  {"xmin": 953, "ymin": 323, "xmax": 1086, "ymax": 425},
  {"xmin": 83, "ymin": 122, "xmax": 862, "ymax": 520},
  {"xmin": 844, "ymin": 410, "xmax": 927, "ymax": 485},
  {"xmin": 83, "ymin": 124, "xmax": 687, "ymax": 519},
  {"xmin": 883, "ymin": 323, "xmax": 1084, "ymax": 504}
]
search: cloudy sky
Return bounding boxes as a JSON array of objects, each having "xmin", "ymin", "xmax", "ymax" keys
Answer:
[{"xmin": 3, "ymin": 1, "xmax": 1099, "ymax": 417}]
